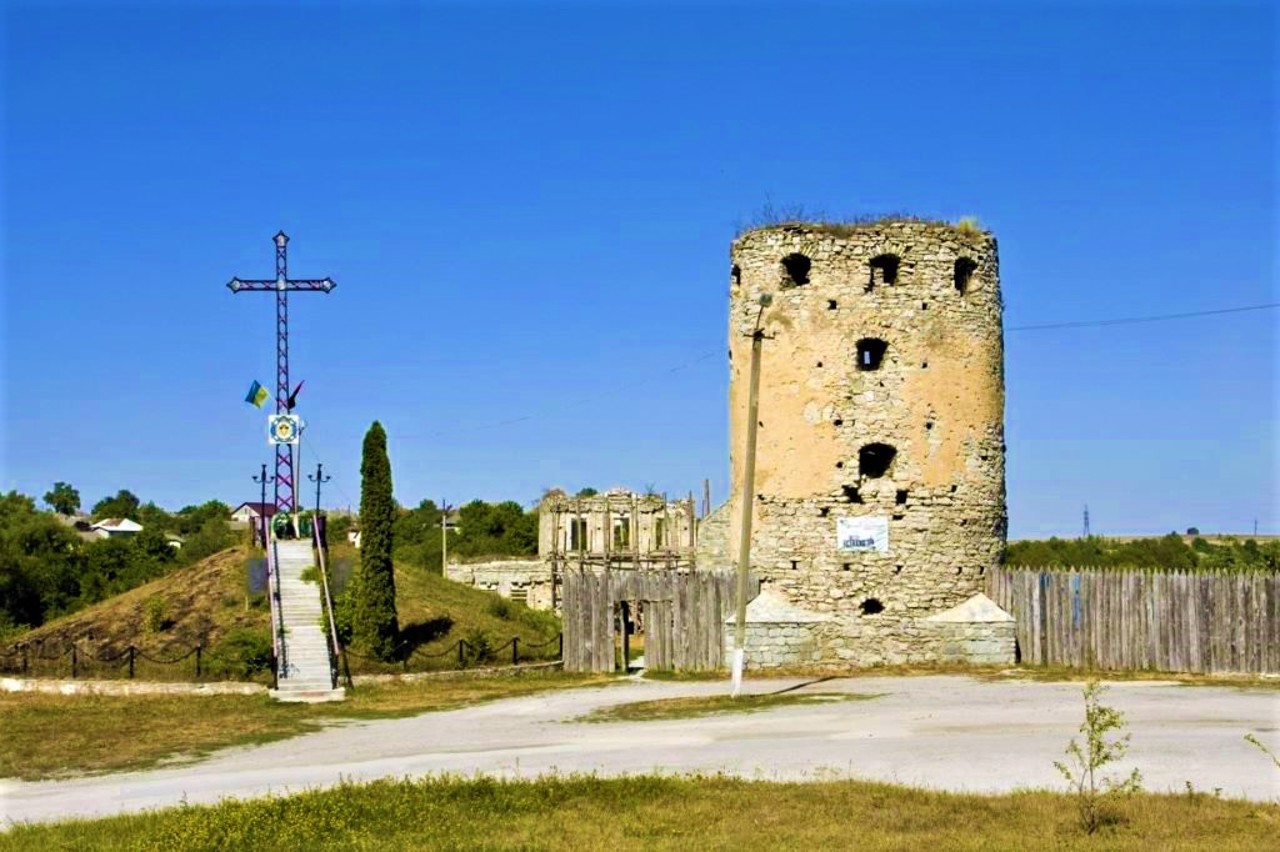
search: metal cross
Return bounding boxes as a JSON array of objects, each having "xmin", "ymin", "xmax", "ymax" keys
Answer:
[{"xmin": 227, "ymin": 232, "xmax": 336, "ymax": 516}]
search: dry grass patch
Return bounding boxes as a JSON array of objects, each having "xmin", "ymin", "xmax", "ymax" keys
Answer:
[
  {"xmin": 0, "ymin": 671, "xmax": 614, "ymax": 780},
  {"xmin": 579, "ymin": 691, "xmax": 880, "ymax": 723},
  {"xmin": 3, "ymin": 775, "xmax": 1275, "ymax": 851}
]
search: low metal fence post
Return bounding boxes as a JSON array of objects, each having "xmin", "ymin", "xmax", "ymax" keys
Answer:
[
  {"xmin": 21, "ymin": 644, "xmax": 28, "ymax": 676},
  {"xmin": 195, "ymin": 643, "xmax": 203, "ymax": 678},
  {"xmin": 128, "ymin": 645, "xmax": 135, "ymax": 679},
  {"xmin": 512, "ymin": 637, "xmax": 519, "ymax": 666},
  {"xmin": 558, "ymin": 632, "xmax": 564, "ymax": 659},
  {"xmin": 71, "ymin": 644, "xmax": 78, "ymax": 679},
  {"xmin": 458, "ymin": 639, "xmax": 467, "ymax": 669}
]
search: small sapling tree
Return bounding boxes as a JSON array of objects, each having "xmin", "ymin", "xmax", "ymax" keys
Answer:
[{"xmin": 1055, "ymin": 680, "xmax": 1142, "ymax": 834}]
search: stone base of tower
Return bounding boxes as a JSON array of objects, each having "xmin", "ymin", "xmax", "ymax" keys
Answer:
[{"xmin": 725, "ymin": 588, "xmax": 1015, "ymax": 669}]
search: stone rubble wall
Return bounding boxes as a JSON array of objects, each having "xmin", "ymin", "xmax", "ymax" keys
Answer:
[
  {"xmin": 722, "ymin": 221, "xmax": 1008, "ymax": 665},
  {"xmin": 694, "ymin": 501, "xmax": 732, "ymax": 568},
  {"xmin": 729, "ymin": 611, "xmax": 1015, "ymax": 669},
  {"xmin": 445, "ymin": 560, "xmax": 555, "ymax": 611}
]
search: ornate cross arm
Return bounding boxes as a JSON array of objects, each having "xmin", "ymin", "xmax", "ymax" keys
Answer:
[{"xmin": 227, "ymin": 277, "xmax": 336, "ymax": 293}]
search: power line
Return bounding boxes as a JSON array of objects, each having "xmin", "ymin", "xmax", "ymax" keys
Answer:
[
  {"xmin": 299, "ymin": 432, "xmax": 356, "ymax": 510},
  {"xmin": 1007, "ymin": 302, "xmax": 1277, "ymax": 332},
  {"xmin": 379, "ymin": 301, "xmax": 1277, "ymax": 443}
]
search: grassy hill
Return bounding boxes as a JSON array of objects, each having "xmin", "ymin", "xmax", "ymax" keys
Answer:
[{"xmin": 4, "ymin": 544, "xmax": 561, "ymax": 681}]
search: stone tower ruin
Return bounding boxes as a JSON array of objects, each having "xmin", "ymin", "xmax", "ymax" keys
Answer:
[{"xmin": 724, "ymin": 219, "xmax": 1012, "ymax": 666}]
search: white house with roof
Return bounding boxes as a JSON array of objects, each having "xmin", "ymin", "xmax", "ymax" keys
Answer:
[
  {"xmin": 90, "ymin": 518, "xmax": 144, "ymax": 538},
  {"xmin": 230, "ymin": 502, "xmax": 279, "ymax": 526}
]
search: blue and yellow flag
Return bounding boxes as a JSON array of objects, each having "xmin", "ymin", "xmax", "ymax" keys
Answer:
[{"xmin": 244, "ymin": 380, "xmax": 270, "ymax": 408}]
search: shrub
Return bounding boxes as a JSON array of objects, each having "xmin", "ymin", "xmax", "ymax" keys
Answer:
[
  {"xmin": 205, "ymin": 628, "xmax": 274, "ymax": 680},
  {"xmin": 144, "ymin": 596, "xmax": 169, "ymax": 633},
  {"xmin": 463, "ymin": 627, "xmax": 496, "ymax": 666},
  {"xmin": 485, "ymin": 597, "xmax": 513, "ymax": 620}
]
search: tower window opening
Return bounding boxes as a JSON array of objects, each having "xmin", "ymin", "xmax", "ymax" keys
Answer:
[
  {"xmin": 860, "ymin": 598, "xmax": 885, "ymax": 615},
  {"xmin": 731, "ymin": 264, "xmax": 741, "ymax": 287},
  {"xmin": 841, "ymin": 485, "xmax": 863, "ymax": 503},
  {"xmin": 790, "ymin": 559, "xmax": 800, "ymax": 570},
  {"xmin": 868, "ymin": 254, "xmax": 899, "ymax": 289},
  {"xmin": 819, "ymin": 507, "xmax": 830, "ymax": 517},
  {"xmin": 954, "ymin": 257, "xmax": 977, "ymax": 294},
  {"xmin": 856, "ymin": 338, "xmax": 888, "ymax": 371},
  {"xmin": 833, "ymin": 418, "xmax": 844, "ymax": 427},
  {"xmin": 859, "ymin": 443, "xmax": 897, "ymax": 478},
  {"xmin": 842, "ymin": 563, "xmax": 852, "ymax": 571},
  {"xmin": 781, "ymin": 253, "xmax": 811, "ymax": 286},
  {"xmin": 895, "ymin": 489, "xmax": 908, "ymax": 505},
  {"xmin": 827, "ymin": 299, "xmax": 838, "ymax": 310}
]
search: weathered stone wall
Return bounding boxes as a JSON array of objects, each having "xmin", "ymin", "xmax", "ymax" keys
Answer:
[
  {"xmin": 724, "ymin": 220, "xmax": 1008, "ymax": 665},
  {"xmin": 444, "ymin": 560, "xmax": 555, "ymax": 611},
  {"xmin": 728, "ymin": 591, "xmax": 1015, "ymax": 669},
  {"xmin": 693, "ymin": 501, "xmax": 732, "ymax": 568}
]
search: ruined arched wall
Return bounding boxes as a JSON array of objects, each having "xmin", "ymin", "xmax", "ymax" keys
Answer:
[{"xmin": 725, "ymin": 221, "xmax": 1007, "ymax": 664}]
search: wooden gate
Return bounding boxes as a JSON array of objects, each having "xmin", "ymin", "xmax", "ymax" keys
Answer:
[{"xmin": 561, "ymin": 569, "xmax": 758, "ymax": 673}]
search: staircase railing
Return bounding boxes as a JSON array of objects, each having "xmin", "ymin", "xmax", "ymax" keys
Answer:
[
  {"xmin": 312, "ymin": 516, "xmax": 349, "ymax": 689},
  {"xmin": 264, "ymin": 518, "xmax": 287, "ymax": 682}
]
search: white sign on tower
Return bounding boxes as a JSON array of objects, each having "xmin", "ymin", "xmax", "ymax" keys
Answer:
[{"xmin": 836, "ymin": 516, "xmax": 890, "ymax": 553}]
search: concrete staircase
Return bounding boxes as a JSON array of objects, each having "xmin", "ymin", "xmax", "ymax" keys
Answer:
[{"xmin": 269, "ymin": 539, "xmax": 345, "ymax": 703}]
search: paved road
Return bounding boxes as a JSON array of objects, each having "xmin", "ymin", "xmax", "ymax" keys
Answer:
[{"xmin": 2, "ymin": 675, "xmax": 1277, "ymax": 826}]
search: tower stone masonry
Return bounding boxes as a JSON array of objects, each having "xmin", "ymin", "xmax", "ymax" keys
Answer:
[{"xmin": 724, "ymin": 219, "xmax": 1012, "ymax": 666}]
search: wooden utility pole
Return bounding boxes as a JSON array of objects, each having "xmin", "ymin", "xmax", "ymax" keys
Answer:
[
  {"xmin": 732, "ymin": 294, "xmax": 771, "ymax": 697},
  {"xmin": 441, "ymin": 500, "xmax": 453, "ymax": 573}
]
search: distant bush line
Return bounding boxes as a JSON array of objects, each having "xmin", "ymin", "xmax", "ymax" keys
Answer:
[{"xmin": 1005, "ymin": 534, "xmax": 1278, "ymax": 573}]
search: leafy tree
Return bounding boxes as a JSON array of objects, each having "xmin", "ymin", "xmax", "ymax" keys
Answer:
[
  {"xmin": 392, "ymin": 499, "xmax": 444, "ymax": 573},
  {"xmin": 135, "ymin": 501, "xmax": 175, "ymax": 533},
  {"xmin": 352, "ymin": 421, "xmax": 398, "ymax": 659},
  {"xmin": 177, "ymin": 516, "xmax": 236, "ymax": 565},
  {"xmin": 173, "ymin": 500, "xmax": 231, "ymax": 537},
  {"xmin": 43, "ymin": 482, "xmax": 81, "ymax": 516},
  {"xmin": 574, "ymin": 487, "xmax": 598, "ymax": 498},
  {"xmin": 91, "ymin": 489, "xmax": 141, "ymax": 521}
]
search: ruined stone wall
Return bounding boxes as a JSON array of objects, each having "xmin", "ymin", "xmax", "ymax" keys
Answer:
[
  {"xmin": 538, "ymin": 490, "xmax": 697, "ymax": 563},
  {"xmin": 693, "ymin": 501, "xmax": 732, "ymax": 568},
  {"xmin": 724, "ymin": 221, "xmax": 1008, "ymax": 665},
  {"xmin": 444, "ymin": 560, "xmax": 555, "ymax": 610}
]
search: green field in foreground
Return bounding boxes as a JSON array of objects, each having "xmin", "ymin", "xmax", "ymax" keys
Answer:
[
  {"xmin": 0, "ymin": 671, "xmax": 613, "ymax": 780},
  {"xmin": 579, "ymin": 691, "xmax": 881, "ymax": 722},
  {"xmin": 2, "ymin": 775, "xmax": 1275, "ymax": 851}
]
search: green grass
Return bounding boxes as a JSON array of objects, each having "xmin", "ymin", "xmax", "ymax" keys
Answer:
[
  {"xmin": 0, "ymin": 670, "xmax": 614, "ymax": 780},
  {"xmin": 578, "ymin": 691, "xmax": 880, "ymax": 722},
  {"xmin": 3, "ymin": 775, "xmax": 1275, "ymax": 851},
  {"xmin": 4, "ymin": 544, "xmax": 561, "ymax": 681}
]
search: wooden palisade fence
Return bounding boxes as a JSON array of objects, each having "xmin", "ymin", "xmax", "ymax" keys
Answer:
[
  {"xmin": 561, "ymin": 568, "xmax": 755, "ymax": 673},
  {"xmin": 987, "ymin": 567, "xmax": 1279, "ymax": 675}
]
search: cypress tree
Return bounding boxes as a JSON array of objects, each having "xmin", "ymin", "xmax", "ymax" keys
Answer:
[{"xmin": 353, "ymin": 420, "xmax": 399, "ymax": 659}]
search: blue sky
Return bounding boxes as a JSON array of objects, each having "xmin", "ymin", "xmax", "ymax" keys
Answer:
[{"xmin": 2, "ymin": 1, "xmax": 1275, "ymax": 538}]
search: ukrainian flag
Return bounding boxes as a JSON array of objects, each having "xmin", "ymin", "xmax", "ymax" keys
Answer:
[{"xmin": 245, "ymin": 380, "xmax": 270, "ymax": 408}]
